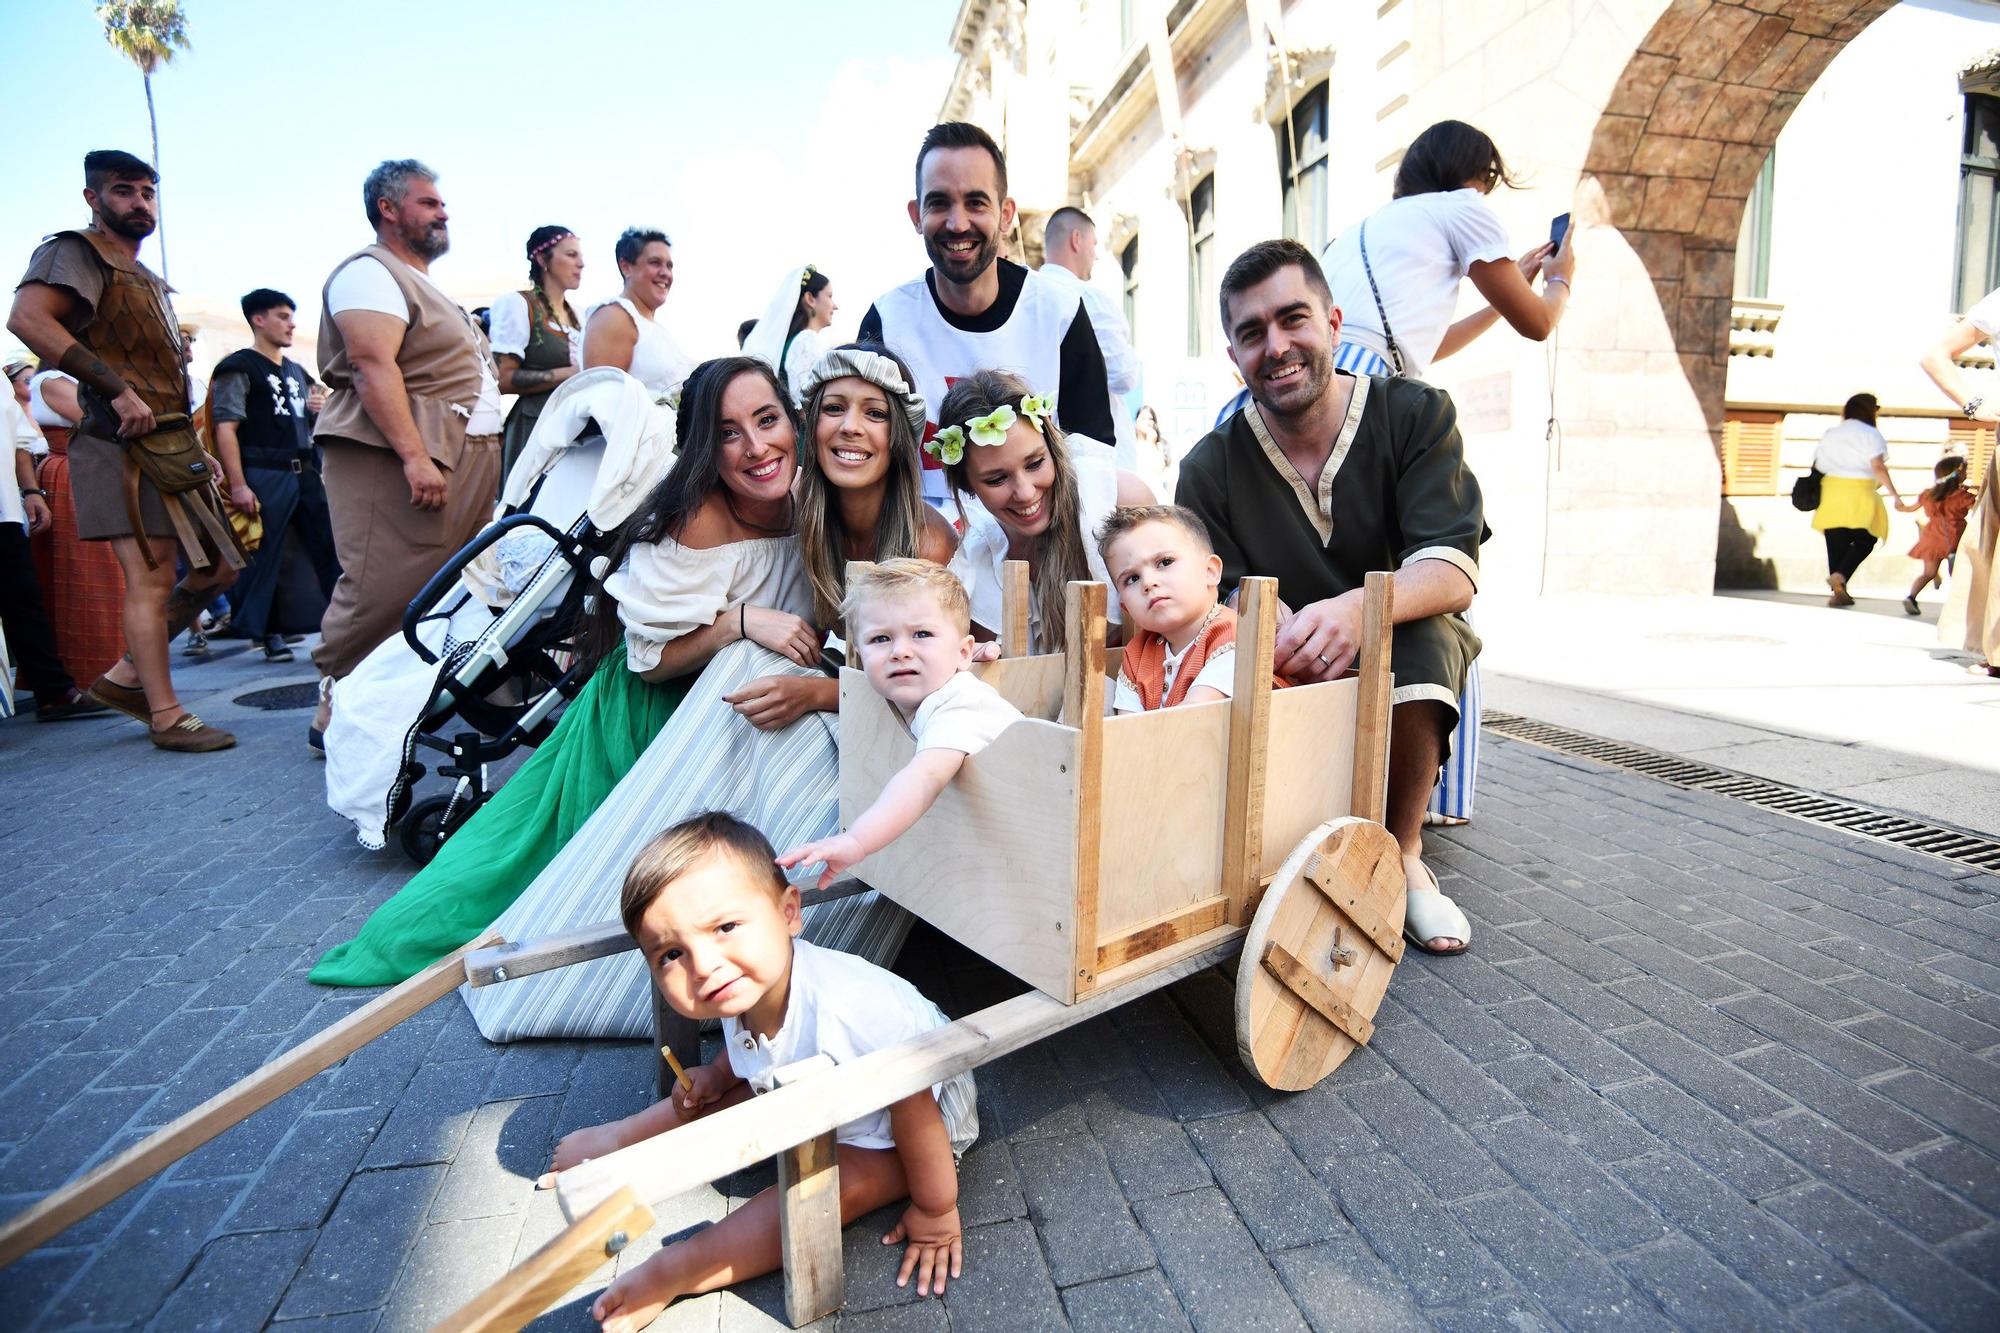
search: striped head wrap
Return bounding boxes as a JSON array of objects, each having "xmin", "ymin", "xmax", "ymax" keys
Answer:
[{"xmin": 796, "ymin": 345, "xmax": 927, "ymax": 438}]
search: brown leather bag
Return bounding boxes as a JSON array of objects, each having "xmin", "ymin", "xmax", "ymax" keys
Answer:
[{"xmin": 122, "ymin": 412, "xmax": 247, "ymax": 571}]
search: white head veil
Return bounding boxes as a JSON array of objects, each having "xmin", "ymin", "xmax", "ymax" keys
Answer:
[{"xmin": 743, "ymin": 265, "xmax": 811, "ymax": 377}]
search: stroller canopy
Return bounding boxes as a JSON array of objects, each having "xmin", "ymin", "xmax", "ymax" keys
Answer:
[{"xmin": 502, "ymin": 367, "xmax": 678, "ymax": 532}]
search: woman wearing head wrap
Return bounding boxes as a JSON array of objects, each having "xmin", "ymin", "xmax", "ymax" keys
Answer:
[
  {"xmin": 314, "ymin": 348, "xmax": 951, "ymax": 1025},
  {"xmin": 743, "ymin": 265, "xmax": 837, "ymax": 406},
  {"xmin": 490, "ymin": 226, "xmax": 585, "ymax": 477}
]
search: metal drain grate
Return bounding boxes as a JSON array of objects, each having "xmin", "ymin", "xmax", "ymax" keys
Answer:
[{"xmin": 1483, "ymin": 711, "xmax": 2000, "ymax": 876}]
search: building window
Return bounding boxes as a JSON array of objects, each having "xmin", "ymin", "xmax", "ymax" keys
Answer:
[
  {"xmin": 1721, "ymin": 410, "xmax": 1782, "ymax": 496},
  {"xmin": 1733, "ymin": 150, "xmax": 1775, "ymax": 300},
  {"xmin": 1121, "ymin": 236, "xmax": 1139, "ymax": 332},
  {"xmin": 1278, "ymin": 82, "xmax": 1331, "ymax": 254},
  {"xmin": 1956, "ymin": 94, "xmax": 2000, "ymax": 312},
  {"xmin": 1949, "ymin": 418, "xmax": 1996, "ymax": 492},
  {"xmin": 1187, "ymin": 174, "xmax": 1216, "ymax": 356}
]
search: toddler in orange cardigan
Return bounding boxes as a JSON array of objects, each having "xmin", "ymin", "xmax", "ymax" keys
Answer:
[{"xmin": 1096, "ymin": 505, "xmax": 1285, "ymax": 712}]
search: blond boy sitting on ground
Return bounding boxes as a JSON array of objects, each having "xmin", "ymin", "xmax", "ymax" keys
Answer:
[
  {"xmin": 545, "ymin": 812, "xmax": 979, "ymax": 1330},
  {"xmin": 779, "ymin": 559, "xmax": 1024, "ymax": 887},
  {"xmin": 1096, "ymin": 504, "xmax": 1287, "ymax": 712}
]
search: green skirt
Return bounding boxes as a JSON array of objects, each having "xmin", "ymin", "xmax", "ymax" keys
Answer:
[{"xmin": 310, "ymin": 652, "xmax": 689, "ymax": 987}]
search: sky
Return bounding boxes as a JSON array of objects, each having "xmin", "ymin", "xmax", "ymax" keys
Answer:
[{"xmin": 1, "ymin": 0, "xmax": 958, "ymax": 368}]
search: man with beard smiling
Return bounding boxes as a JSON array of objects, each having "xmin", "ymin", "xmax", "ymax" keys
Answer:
[
  {"xmin": 308, "ymin": 158, "xmax": 502, "ymax": 752},
  {"xmin": 859, "ymin": 121, "xmax": 1117, "ymax": 508},
  {"xmin": 8, "ymin": 149, "xmax": 239, "ymax": 751},
  {"xmin": 1175, "ymin": 239, "xmax": 1487, "ymax": 957}
]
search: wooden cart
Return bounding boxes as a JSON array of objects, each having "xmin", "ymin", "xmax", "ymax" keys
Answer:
[{"xmin": 0, "ymin": 569, "xmax": 1409, "ymax": 1333}]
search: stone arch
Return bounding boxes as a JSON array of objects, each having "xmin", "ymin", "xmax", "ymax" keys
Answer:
[{"xmin": 1580, "ymin": 0, "xmax": 1898, "ymax": 572}]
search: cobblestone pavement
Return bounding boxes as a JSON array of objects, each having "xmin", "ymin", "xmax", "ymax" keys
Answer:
[{"xmin": 1, "ymin": 645, "xmax": 1997, "ymax": 1330}]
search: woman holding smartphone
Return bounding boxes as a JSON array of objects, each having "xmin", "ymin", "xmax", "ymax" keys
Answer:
[{"xmin": 1319, "ymin": 119, "xmax": 1578, "ymax": 826}]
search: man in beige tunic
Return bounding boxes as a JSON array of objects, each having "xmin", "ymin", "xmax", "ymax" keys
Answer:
[
  {"xmin": 7, "ymin": 149, "xmax": 238, "ymax": 752},
  {"xmin": 311, "ymin": 158, "xmax": 503, "ymax": 748}
]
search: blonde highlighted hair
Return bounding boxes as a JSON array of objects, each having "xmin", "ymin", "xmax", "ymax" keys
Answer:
[
  {"xmin": 618, "ymin": 811, "xmax": 787, "ymax": 939},
  {"xmin": 937, "ymin": 369, "xmax": 1090, "ymax": 649},
  {"xmin": 841, "ymin": 558, "xmax": 972, "ymax": 637}
]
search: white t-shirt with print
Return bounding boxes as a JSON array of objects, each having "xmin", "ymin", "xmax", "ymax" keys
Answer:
[
  {"xmin": 325, "ymin": 255, "xmax": 503, "ymax": 434},
  {"xmin": 721, "ymin": 939, "xmax": 979, "ymax": 1153},
  {"xmin": 909, "ymin": 670, "xmax": 1023, "ymax": 756},
  {"xmin": 1112, "ymin": 641, "xmax": 1236, "ymax": 714},
  {"xmin": 1812, "ymin": 418, "xmax": 1888, "ymax": 480},
  {"xmin": 1321, "ymin": 188, "xmax": 1513, "ymax": 380}
]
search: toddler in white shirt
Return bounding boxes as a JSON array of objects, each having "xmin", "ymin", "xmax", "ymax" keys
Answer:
[{"xmin": 780, "ymin": 559, "xmax": 1022, "ymax": 888}]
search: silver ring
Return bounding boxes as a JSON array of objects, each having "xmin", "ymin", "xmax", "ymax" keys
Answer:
[{"xmin": 1317, "ymin": 654, "xmax": 1330, "ymax": 665}]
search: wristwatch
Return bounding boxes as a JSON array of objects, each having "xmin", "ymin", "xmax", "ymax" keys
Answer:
[
  {"xmin": 1967, "ymin": 396, "xmax": 1985, "ymax": 417},
  {"xmin": 21, "ymin": 487, "xmax": 45, "ymax": 498}
]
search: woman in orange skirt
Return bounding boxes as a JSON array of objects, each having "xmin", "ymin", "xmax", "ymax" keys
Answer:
[{"xmin": 27, "ymin": 371, "xmax": 127, "ymax": 685}]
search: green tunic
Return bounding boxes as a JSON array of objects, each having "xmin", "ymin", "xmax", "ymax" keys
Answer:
[{"xmin": 1174, "ymin": 373, "xmax": 1486, "ymax": 712}]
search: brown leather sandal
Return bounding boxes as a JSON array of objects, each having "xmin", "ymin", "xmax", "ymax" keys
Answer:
[
  {"xmin": 86, "ymin": 675, "xmax": 151, "ymax": 725},
  {"xmin": 150, "ymin": 713, "xmax": 236, "ymax": 752}
]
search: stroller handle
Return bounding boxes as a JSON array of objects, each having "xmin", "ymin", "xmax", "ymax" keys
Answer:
[{"xmin": 403, "ymin": 512, "xmax": 581, "ymax": 664}]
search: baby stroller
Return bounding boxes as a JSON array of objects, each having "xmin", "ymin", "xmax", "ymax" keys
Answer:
[{"xmin": 322, "ymin": 369, "xmax": 676, "ymax": 862}]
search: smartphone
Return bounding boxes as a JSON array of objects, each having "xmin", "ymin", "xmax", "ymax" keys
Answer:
[{"xmin": 1549, "ymin": 212, "xmax": 1571, "ymax": 252}]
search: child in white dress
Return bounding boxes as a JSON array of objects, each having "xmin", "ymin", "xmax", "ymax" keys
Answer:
[
  {"xmin": 780, "ymin": 560, "xmax": 1022, "ymax": 887},
  {"xmin": 548, "ymin": 812, "xmax": 978, "ymax": 1331}
]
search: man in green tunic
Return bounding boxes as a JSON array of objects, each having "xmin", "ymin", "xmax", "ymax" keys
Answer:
[{"xmin": 1176, "ymin": 240, "xmax": 1486, "ymax": 955}]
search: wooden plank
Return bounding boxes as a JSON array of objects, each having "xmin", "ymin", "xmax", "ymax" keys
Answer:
[
  {"xmin": 1001, "ymin": 558, "xmax": 1031, "ymax": 658},
  {"xmin": 433, "ymin": 1185, "xmax": 653, "ymax": 1333},
  {"xmin": 465, "ymin": 922, "xmax": 630, "ymax": 987},
  {"xmin": 1066, "ymin": 581, "xmax": 1107, "ymax": 996},
  {"xmin": 1094, "ymin": 700, "xmax": 1229, "ymax": 938},
  {"xmin": 1258, "ymin": 680, "xmax": 1356, "ymax": 875},
  {"xmin": 1305, "ymin": 853, "xmax": 1406, "ymax": 963},
  {"xmin": 970, "ymin": 654, "xmax": 1068, "ymax": 722},
  {"xmin": 1222, "ymin": 578, "xmax": 1277, "ymax": 924},
  {"xmin": 1093, "ymin": 896, "xmax": 1228, "ymax": 973},
  {"xmin": 777, "ymin": 1132, "xmax": 844, "ymax": 1327},
  {"xmin": 844, "ymin": 559, "xmax": 876, "ymax": 648},
  {"xmin": 557, "ymin": 929, "xmax": 1244, "ymax": 1222},
  {"xmin": 0, "ymin": 929, "xmax": 500, "ymax": 1268},
  {"xmin": 1261, "ymin": 941, "xmax": 1375, "ymax": 1046},
  {"xmin": 840, "ymin": 672, "xmax": 1080, "ymax": 1002},
  {"xmin": 1349, "ymin": 571, "xmax": 1394, "ymax": 824}
]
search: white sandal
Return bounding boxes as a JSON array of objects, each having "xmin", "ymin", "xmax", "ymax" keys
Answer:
[{"xmin": 1402, "ymin": 854, "xmax": 1472, "ymax": 956}]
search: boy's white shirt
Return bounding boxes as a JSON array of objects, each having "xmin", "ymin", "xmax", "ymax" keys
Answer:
[
  {"xmin": 721, "ymin": 939, "xmax": 980, "ymax": 1153},
  {"xmin": 1111, "ymin": 640, "xmax": 1237, "ymax": 714},
  {"xmin": 907, "ymin": 669, "xmax": 1023, "ymax": 757}
]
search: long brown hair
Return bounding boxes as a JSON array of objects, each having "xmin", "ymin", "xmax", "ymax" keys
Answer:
[
  {"xmin": 584, "ymin": 357, "xmax": 798, "ymax": 663},
  {"xmin": 795, "ymin": 344, "xmax": 931, "ymax": 628},
  {"xmin": 938, "ymin": 368, "xmax": 1091, "ymax": 650}
]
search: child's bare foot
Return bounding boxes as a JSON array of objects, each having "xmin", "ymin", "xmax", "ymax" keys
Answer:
[
  {"xmin": 592, "ymin": 1252, "xmax": 680, "ymax": 1333},
  {"xmin": 544, "ymin": 1121, "xmax": 636, "ymax": 1183}
]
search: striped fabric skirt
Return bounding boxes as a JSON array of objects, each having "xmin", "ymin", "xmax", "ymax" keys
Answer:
[
  {"xmin": 462, "ymin": 639, "xmax": 913, "ymax": 1041},
  {"xmin": 1215, "ymin": 344, "xmax": 1482, "ymax": 823}
]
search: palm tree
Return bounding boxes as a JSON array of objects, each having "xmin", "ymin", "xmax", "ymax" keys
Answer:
[{"xmin": 95, "ymin": 0, "xmax": 191, "ymax": 280}]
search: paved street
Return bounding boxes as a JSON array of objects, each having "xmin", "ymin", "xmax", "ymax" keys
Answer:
[{"xmin": 0, "ymin": 638, "xmax": 1997, "ymax": 1330}]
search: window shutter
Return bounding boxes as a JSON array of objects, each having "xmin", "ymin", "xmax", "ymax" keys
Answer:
[
  {"xmin": 1722, "ymin": 411, "xmax": 1783, "ymax": 496},
  {"xmin": 1949, "ymin": 419, "xmax": 1996, "ymax": 487}
]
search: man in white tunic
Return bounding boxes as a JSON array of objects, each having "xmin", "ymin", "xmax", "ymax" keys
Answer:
[
  {"xmin": 1037, "ymin": 207, "xmax": 1140, "ymax": 470},
  {"xmin": 859, "ymin": 122, "xmax": 1118, "ymax": 507}
]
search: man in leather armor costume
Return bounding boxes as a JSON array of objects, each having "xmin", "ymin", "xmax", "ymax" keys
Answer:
[{"xmin": 7, "ymin": 149, "xmax": 237, "ymax": 752}]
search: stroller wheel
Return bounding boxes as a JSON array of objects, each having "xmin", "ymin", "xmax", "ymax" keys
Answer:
[{"xmin": 400, "ymin": 793, "xmax": 474, "ymax": 866}]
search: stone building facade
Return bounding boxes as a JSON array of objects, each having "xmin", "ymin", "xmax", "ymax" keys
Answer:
[{"xmin": 940, "ymin": 0, "xmax": 2000, "ymax": 599}]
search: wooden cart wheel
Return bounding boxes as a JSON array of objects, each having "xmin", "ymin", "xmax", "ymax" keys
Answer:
[{"xmin": 1235, "ymin": 817, "xmax": 1406, "ymax": 1090}]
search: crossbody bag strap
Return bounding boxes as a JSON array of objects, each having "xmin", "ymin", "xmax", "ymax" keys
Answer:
[{"xmin": 1357, "ymin": 221, "xmax": 1408, "ymax": 377}]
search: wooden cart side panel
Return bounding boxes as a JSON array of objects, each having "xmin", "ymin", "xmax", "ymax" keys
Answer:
[
  {"xmin": 970, "ymin": 654, "xmax": 1069, "ymax": 721},
  {"xmin": 1092, "ymin": 700, "xmax": 1231, "ymax": 941},
  {"xmin": 1257, "ymin": 679, "xmax": 1359, "ymax": 877},
  {"xmin": 838, "ymin": 674, "xmax": 1081, "ymax": 1003}
]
